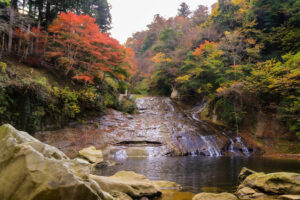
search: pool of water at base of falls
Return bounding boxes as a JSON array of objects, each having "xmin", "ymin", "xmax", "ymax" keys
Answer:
[{"xmin": 100, "ymin": 156, "xmax": 300, "ymax": 194}]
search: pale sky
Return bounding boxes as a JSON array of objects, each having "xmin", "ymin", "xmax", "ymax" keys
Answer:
[{"xmin": 109, "ymin": 0, "xmax": 218, "ymax": 44}]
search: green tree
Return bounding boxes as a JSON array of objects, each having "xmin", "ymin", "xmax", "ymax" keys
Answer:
[
  {"xmin": 94, "ymin": 0, "xmax": 112, "ymax": 32},
  {"xmin": 177, "ymin": 2, "xmax": 191, "ymax": 18}
]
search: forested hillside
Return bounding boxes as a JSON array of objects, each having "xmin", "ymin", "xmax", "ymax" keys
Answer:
[
  {"xmin": 127, "ymin": 0, "xmax": 300, "ymax": 137},
  {"xmin": 0, "ymin": 0, "xmax": 137, "ymax": 133}
]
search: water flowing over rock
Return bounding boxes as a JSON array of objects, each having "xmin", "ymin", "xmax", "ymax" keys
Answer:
[{"xmin": 36, "ymin": 97, "xmax": 251, "ymax": 158}]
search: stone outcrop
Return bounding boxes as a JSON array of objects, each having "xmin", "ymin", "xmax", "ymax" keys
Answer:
[
  {"xmin": 0, "ymin": 124, "xmax": 163, "ymax": 200},
  {"xmin": 89, "ymin": 171, "xmax": 161, "ymax": 199},
  {"xmin": 192, "ymin": 192, "xmax": 238, "ymax": 200},
  {"xmin": 236, "ymin": 168, "xmax": 300, "ymax": 199},
  {"xmin": 79, "ymin": 146, "xmax": 103, "ymax": 163},
  {"xmin": 238, "ymin": 172, "xmax": 300, "ymax": 195},
  {"xmin": 236, "ymin": 187, "xmax": 266, "ymax": 199},
  {"xmin": 0, "ymin": 124, "xmax": 111, "ymax": 200},
  {"xmin": 238, "ymin": 167, "xmax": 257, "ymax": 182}
]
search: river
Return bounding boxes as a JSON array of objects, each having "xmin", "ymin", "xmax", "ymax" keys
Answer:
[{"xmin": 100, "ymin": 156, "xmax": 300, "ymax": 194}]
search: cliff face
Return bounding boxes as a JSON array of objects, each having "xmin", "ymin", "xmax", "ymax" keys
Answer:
[
  {"xmin": 36, "ymin": 97, "xmax": 252, "ymax": 158},
  {"xmin": 201, "ymin": 89, "xmax": 300, "ymax": 155}
]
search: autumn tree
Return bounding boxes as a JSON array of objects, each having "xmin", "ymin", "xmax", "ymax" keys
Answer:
[{"xmin": 45, "ymin": 12, "xmax": 136, "ymax": 86}]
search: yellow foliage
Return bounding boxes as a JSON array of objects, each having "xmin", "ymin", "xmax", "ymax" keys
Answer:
[
  {"xmin": 0, "ymin": 62, "xmax": 7, "ymax": 73},
  {"xmin": 176, "ymin": 75, "xmax": 191, "ymax": 83},
  {"xmin": 211, "ymin": 3, "xmax": 220, "ymax": 18},
  {"xmin": 152, "ymin": 53, "xmax": 172, "ymax": 63},
  {"xmin": 197, "ymin": 88, "xmax": 202, "ymax": 94}
]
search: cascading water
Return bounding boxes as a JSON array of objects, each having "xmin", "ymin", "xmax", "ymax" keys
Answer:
[
  {"xmin": 188, "ymin": 101, "xmax": 251, "ymax": 157},
  {"xmin": 200, "ymin": 135, "xmax": 221, "ymax": 156},
  {"xmin": 221, "ymin": 132, "xmax": 235, "ymax": 153},
  {"xmin": 236, "ymin": 136, "xmax": 250, "ymax": 155}
]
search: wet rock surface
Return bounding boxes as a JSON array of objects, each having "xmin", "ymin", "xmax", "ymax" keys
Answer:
[{"xmin": 36, "ymin": 97, "xmax": 251, "ymax": 158}]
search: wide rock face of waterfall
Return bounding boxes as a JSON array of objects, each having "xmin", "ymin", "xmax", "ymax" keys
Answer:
[{"xmin": 36, "ymin": 97, "xmax": 251, "ymax": 158}]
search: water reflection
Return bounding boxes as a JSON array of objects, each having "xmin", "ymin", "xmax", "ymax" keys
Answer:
[{"xmin": 101, "ymin": 156, "xmax": 300, "ymax": 193}]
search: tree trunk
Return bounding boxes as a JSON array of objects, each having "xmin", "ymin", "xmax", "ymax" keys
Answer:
[
  {"xmin": 45, "ymin": 0, "xmax": 50, "ymax": 30},
  {"xmin": 8, "ymin": 9, "xmax": 14, "ymax": 53}
]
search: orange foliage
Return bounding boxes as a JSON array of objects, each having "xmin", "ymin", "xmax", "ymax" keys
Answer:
[
  {"xmin": 46, "ymin": 12, "xmax": 136, "ymax": 84},
  {"xmin": 193, "ymin": 40, "xmax": 215, "ymax": 57}
]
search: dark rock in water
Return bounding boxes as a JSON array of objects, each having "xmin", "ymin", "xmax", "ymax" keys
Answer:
[
  {"xmin": 95, "ymin": 160, "xmax": 117, "ymax": 169},
  {"xmin": 239, "ymin": 167, "xmax": 257, "ymax": 182}
]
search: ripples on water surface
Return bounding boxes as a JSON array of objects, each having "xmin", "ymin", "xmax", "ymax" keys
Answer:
[{"xmin": 101, "ymin": 156, "xmax": 300, "ymax": 194}]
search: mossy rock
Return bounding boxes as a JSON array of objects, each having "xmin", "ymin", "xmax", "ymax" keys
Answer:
[{"xmin": 239, "ymin": 171, "xmax": 300, "ymax": 195}]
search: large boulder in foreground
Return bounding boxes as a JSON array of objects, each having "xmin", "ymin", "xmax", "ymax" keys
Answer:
[
  {"xmin": 192, "ymin": 192, "xmax": 237, "ymax": 200},
  {"xmin": 89, "ymin": 171, "xmax": 162, "ymax": 199},
  {"xmin": 0, "ymin": 124, "xmax": 112, "ymax": 200},
  {"xmin": 238, "ymin": 171, "xmax": 300, "ymax": 195}
]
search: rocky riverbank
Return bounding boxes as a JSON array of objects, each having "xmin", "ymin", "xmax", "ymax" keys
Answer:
[
  {"xmin": 192, "ymin": 167, "xmax": 300, "ymax": 200},
  {"xmin": 1, "ymin": 124, "xmax": 300, "ymax": 200},
  {"xmin": 0, "ymin": 124, "xmax": 175, "ymax": 200}
]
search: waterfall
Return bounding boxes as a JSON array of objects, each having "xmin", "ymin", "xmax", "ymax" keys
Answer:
[
  {"xmin": 164, "ymin": 98, "xmax": 175, "ymax": 112},
  {"xmin": 221, "ymin": 132, "xmax": 235, "ymax": 153},
  {"xmin": 191, "ymin": 102, "xmax": 207, "ymax": 122},
  {"xmin": 201, "ymin": 136, "xmax": 221, "ymax": 156},
  {"xmin": 236, "ymin": 136, "xmax": 250, "ymax": 155}
]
